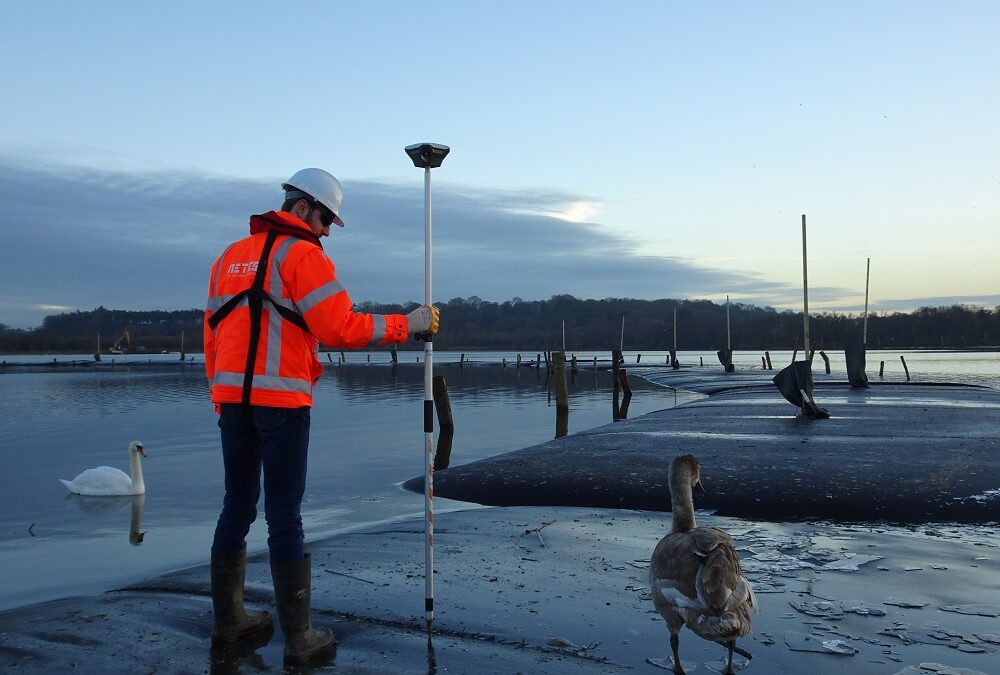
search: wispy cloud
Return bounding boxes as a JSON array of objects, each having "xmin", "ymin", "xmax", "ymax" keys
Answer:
[{"xmin": 0, "ymin": 154, "xmax": 833, "ymax": 328}]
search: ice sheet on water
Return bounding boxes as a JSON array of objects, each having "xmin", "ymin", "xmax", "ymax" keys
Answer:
[
  {"xmin": 940, "ymin": 604, "xmax": 1000, "ymax": 618},
  {"xmin": 975, "ymin": 632, "xmax": 1000, "ymax": 645},
  {"xmin": 879, "ymin": 625, "xmax": 963, "ymax": 647},
  {"xmin": 784, "ymin": 631, "xmax": 857, "ymax": 655},
  {"xmin": 819, "ymin": 554, "xmax": 883, "ymax": 571},
  {"xmin": 892, "ymin": 664, "xmax": 990, "ymax": 675},
  {"xmin": 646, "ymin": 656, "xmax": 697, "ymax": 671},
  {"xmin": 841, "ymin": 601, "xmax": 887, "ymax": 616},
  {"xmin": 789, "ymin": 600, "xmax": 844, "ymax": 620},
  {"xmin": 885, "ymin": 598, "xmax": 929, "ymax": 608},
  {"xmin": 705, "ymin": 655, "xmax": 751, "ymax": 673}
]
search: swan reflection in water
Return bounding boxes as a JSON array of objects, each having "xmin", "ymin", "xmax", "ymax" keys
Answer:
[{"xmin": 66, "ymin": 493, "xmax": 147, "ymax": 545}]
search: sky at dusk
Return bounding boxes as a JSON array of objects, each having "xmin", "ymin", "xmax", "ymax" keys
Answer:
[{"xmin": 1, "ymin": 2, "xmax": 998, "ymax": 329}]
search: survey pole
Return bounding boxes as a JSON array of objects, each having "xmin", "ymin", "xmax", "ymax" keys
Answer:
[{"xmin": 405, "ymin": 142, "xmax": 450, "ymax": 629}]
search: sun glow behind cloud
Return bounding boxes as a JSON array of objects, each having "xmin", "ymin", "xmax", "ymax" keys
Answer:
[{"xmin": 508, "ymin": 200, "xmax": 599, "ymax": 223}]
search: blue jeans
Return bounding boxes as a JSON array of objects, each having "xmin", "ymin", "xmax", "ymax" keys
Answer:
[{"xmin": 211, "ymin": 404, "xmax": 311, "ymax": 563}]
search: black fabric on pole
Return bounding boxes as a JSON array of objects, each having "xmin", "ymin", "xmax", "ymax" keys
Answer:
[{"xmin": 772, "ymin": 360, "xmax": 831, "ymax": 418}]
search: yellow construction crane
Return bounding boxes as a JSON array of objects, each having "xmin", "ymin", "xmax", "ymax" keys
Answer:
[{"xmin": 109, "ymin": 330, "xmax": 131, "ymax": 354}]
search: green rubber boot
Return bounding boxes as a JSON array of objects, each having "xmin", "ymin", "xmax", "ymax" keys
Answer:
[
  {"xmin": 210, "ymin": 549, "xmax": 272, "ymax": 646},
  {"xmin": 270, "ymin": 553, "xmax": 335, "ymax": 664}
]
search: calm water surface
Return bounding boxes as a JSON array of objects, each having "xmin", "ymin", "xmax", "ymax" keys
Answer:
[
  {"xmin": 0, "ymin": 353, "xmax": 682, "ymax": 610},
  {"xmin": 1, "ymin": 348, "xmax": 996, "ymax": 611}
]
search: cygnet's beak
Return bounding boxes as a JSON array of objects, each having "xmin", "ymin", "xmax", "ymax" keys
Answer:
[{"xmin": 694, "ymin": 480, "xmax": 706, "ymax": 496}]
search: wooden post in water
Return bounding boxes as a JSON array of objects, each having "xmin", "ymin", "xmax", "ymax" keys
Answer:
[
  {"xmin": 571, "ymin": 354, "xmax": 578, "ymax": 375},
  {"xmin": 636, "ymin": 354, "xmax": 641, "ymax": 363},
  {"xmin": 761, "ymin": 356, "xmax": 767, "ymax": 369},
  {"xmin": 516, "ymin": 354, "xmax": 521, "ymax": 368},
  {"xmin": 612, "ymin": 349, "xmax": 623, "ymax": 420},
  {"xmin": 179, "ymin": 330, "xmax": 185, "ymax": 361},
  {"xmin": 765, "ymin": 351, "xmax": 773, "ymax": 370},
  {"xmin": 879, "ymin": 360, "xmax": 885, "ymax": 377},
  {"xmin": 391, "ymin": 346, "xmax": 398, "ymax": 366},
  {"xmin": 536, "ymin": 353, "xmax": 541, "ymax": 370},
  {"xmin": 460, "ymin": 353, "xmax": 465, "ymax": 370},
  {"xmin": 699, "ymin": 356, "xmax": 703, "ymax": 367},
  {"xmin": 900, "ymin": 355, "xmax": 910, "ymax": 381},
  {"xmin": 620, "ymin": 316, "xmax": 625, "ymax": 352},
  {"xmin": 819, "ymin": 350, "xmax": 831, "ymax": 374},
  {"xmin": 432, "ymin": 376, "xmax": 455, "ymax": 470},
  {"xmin": 553, "ymin": 351, "xmax": 569, "ymax": 438}
]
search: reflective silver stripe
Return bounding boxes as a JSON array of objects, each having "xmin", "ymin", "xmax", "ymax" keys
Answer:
[
  {"xmin": 370, "ymin": 315, "xmax": 386, "ymax": 343},
  {"xmin": 270, "ymin": 236, "xmax": 297, "ymax": 297},
  {"xmin": 212, "ymin": 370, "xmax": 312, "ymax": 394},
  {"xmin": 265, "ymin": 305, "xmax": 283, "ymax": 377},
  {"xmin": 207, "ymin": 294, "xmax": 244, "ymax": 313},
  {"xmin": 210, "ymin": 242, "xmax": 239, "ymax": 297},
  {"xmin": 297, "ymin": 279, "xmax": 345, "ymax": 314}
]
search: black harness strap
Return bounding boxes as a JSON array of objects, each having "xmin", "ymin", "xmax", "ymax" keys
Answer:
[{"xmin": 207, "ymin": 231, "xmax": 313, "ymax": 406}]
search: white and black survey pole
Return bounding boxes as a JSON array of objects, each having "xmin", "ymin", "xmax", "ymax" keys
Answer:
[{"xmin": 405, "ymin": 142, "xmax": 450, "ymax": 629}]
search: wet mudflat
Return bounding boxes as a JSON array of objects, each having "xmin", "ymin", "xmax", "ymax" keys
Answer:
[
  {"xmin": 416, "ymin": 374, "xmax": 1000, "ymax": 523},
  {"xmin": 1, "ymin": 507, "xmax": 996, "ymax": 674}
]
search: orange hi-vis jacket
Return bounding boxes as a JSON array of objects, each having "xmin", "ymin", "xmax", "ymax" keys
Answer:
[{"xmin": 205, "ymin": 210, "xmax": 409, "ymax": 408}]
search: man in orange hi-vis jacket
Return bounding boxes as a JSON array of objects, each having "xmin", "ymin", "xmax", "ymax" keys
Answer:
[{"xmin": 203, "ymin": 168, "xmax": 439, "ymax": 664}]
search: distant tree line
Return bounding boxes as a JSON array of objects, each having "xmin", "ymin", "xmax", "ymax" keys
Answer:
[{"xmin": 2, "ymin": 297, "xmax": 999, "ymax": 354}]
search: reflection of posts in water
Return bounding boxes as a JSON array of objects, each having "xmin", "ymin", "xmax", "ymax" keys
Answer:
[
  {"xmin": 553, "ymin": 352, "xmax": 569, "ymax": 438},
  {"xmin": 617, "ymin": 369, "xmax": 632, "ymax": 420},
  {"xmin": 432, "ymin": 376, "xmax": 455, "ymax": 471},
  {"xmin": 129, "ymin": 494, "xmax": 146, "ymax": 545}
]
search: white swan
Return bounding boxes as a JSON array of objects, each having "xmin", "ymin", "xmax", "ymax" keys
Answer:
[{"xmin": 60, "ymin": 441, "xmax": 147, "ymax": 496}]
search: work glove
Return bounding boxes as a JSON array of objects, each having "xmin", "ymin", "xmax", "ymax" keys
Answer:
[{"xmin": 407, "ymin": 305, "xmax": 440, "ymax": 336}]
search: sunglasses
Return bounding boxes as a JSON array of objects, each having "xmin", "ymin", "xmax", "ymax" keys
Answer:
[{"xmin": 311, "ymin": 200, "xmax": 336, "ymax": 228}]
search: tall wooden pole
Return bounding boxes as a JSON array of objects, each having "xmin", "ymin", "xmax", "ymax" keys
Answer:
[
  {"xmin": 620, "ymin": 315, "xmax": 625, "ymax": 351},
  {"xmin": 673, "ymin": 307, "xmax": 677, "ymax": 352},
  {"xmin": 802, "ymin": 215, "xmax": 810, "ymax": 358},
  {"xmin": 725, "ymin": 295, "xmax": 731, "ymax": 352},
  {"xmin": 863, "ymin": 257, "xmax": 871, "ymax": 347}
]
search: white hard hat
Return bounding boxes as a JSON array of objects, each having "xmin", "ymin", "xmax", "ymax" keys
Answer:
[{"xmin": 281, "ymin": 168, "xmax": 345, "ymax": 227}]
